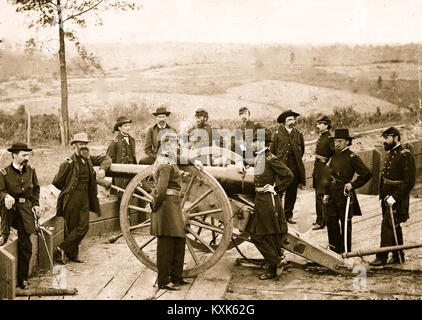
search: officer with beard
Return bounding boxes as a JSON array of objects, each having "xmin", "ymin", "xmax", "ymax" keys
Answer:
[
  {"xmin": 0, "ymin": 143, "xmax": 41, "ymax": 289},
  {"xmin": 370, "ymin": 127, "xmax": 416, "ymax": 266},
  {"xmin": 52, "ymin": 133, "xmax": 111, "ymax": 264},
  {"xmin": 270, "ymin": 110, "xmax": 306, "ymax": 224},
  {"xmin": 323, "ymin": 129, "xmax": 372, "ymax": 254}
]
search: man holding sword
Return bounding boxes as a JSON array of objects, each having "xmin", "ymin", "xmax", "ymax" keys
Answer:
[
  {"xmin": 0, "ymin": 143, "xmax": 41, "ymax": 289},
  {"xmin": 323, "ymin": 129, "xmax": 371, "ymax": 254},
  {"xmin": 370, "ymin": 127, "xmax": 416, "ymax": 266}
]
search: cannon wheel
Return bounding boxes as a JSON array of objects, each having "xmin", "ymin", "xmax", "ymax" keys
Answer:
[
  {"xmin": 187, "ymin": 146, "xmax": 250, "ymax": 251},
  {"xmin": 119, "ymin": 165, "xmax": 233, "ymax": 277}
]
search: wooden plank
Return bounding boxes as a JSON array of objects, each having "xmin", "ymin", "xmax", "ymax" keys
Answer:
[
  {"xmin": 85, "ymin": 218, "xmax": 120, "ymax": 238},
  {"xmin": 0, "ymin": 246, "xmax": 16, "ymax": 300},
  {"xmin": 37, "ymin": 227, "xmax": 54, "ymax": 271},
  {"xmin": 122, "ymin": 268, "xmax": 158, "ymax": 300}
]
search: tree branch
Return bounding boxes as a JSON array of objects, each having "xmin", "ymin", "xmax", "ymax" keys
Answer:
[{"xmin": 62, "ymin": 0, "xmax": 104, "ymax": 23}]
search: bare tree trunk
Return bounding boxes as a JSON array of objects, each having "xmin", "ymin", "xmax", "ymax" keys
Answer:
[{"xmin": 57, "ymin": 0, "xmax": 69, "ymax": 146}]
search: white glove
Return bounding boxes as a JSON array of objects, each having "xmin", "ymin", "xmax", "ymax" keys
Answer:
[
  {"xmin": 194, "ymin": 160, "xmax": 204, "ymax": 171},
  {"xmin": 235, "ymin": 161, "xmax": 245, "ymax": 173},
  {"xmin": 239, "ymin": 144, "xmax": 246, "ymax": 152},
  {"xmin": 4, "ymin": 194, "xmax": 15, "ymax": 210},
  {"xmin": 385, "ymin": 196, "xmax": 396, "ymax": 206},
  {"xmin": 263, "ymin": 184, "xmax": 276, "ymax": 195},
  {"xmin": 97, "ymin": 168, "xmax": 106, "ymax": 179},
  {"xmin": 323, "ymin": 195, "xmax": 330, "ymax": 204}
]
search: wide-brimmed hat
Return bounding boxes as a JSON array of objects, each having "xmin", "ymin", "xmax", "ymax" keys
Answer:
[
  {"xmin": 277, "ymin": 110, "xmax": 300, "ymax": 124},
  {"xmin": 114, "ymin": 116, "xmax": 132, "ymax": 131},
  {"xmin": 333, "ymin": 128, "xmax": 354, "ymax": 140},
  {"xmin": 195, "ymin": 108, "xmax": 208, "ymax": 118},
  {"xmin": 253, "ymin": 129, "xmax": 273, "ymax": 143},
  {"xmin": 70, "ymin": 132, "xmax": 90, "ymax": 145},
  {"xmin": 152, "ymin": 107, "xmax": 171, "ymax": 117},
  {"xmin": 7, "ymin": 142, "xmax": 32, "ymax": 152},
  {"xmin": 316, "ymin": 115, "xmax": 332, "ymax": 129},
  {"xmin": 381, "ymin": 126, "xmax": 400, "ymax": 139}
]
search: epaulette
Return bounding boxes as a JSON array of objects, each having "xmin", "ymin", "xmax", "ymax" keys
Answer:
[
  {"xmin": 112, "ymin": 137, "xmax": 118, "ymax": 143},
  {"xmin": 28, "ymin": 164, "xmax": 34, "ymax": 170},
  {"xmin": 65, "ymin": 158, "xmax": 72, "ymax": 164},
  {"xmin": 401, "ymin": 149, "xmax": 411, "ymax": 154},
  {"xmin": 0, "ymin": 168, "xmax": 7, "ymax": 175}
]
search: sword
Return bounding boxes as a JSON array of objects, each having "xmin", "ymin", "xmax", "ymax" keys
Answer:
[
  {"xmin": 344, "ymin": 192, "xmax": 351, "ymax": 254},
  {"xmin": 387, "ymin": 202, "xmax": 403, "ymax": 264}
]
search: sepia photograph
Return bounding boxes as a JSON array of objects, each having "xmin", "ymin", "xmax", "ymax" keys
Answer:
[{"xmin": 0, "ymin": 0, "xmax": 422, "ymax": 307}]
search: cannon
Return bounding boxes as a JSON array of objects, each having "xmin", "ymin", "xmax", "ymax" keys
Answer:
[{"xmin": 96, "ymin": 146, "xmax": 361, "ymax": 277}]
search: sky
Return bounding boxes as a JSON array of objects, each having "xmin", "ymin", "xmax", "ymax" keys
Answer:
[{"xmin": 1, "ymin": 0, "xmax": 422, "ymax": 47}]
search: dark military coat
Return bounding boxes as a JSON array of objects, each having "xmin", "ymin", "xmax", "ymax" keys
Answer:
[
  {"xmin": 380, "ymin": 144, "xmax": 416, "ymax": 223},
  {"xmin": 144, "ymin": 124, "xmax": 174, "ymax": 160},
  {"xmin": 150, "ymin": 161, "xmax": 185, "ymax": 238},
  {"xmin": 52, "ymin": 153, "xmax": 112, "ymax": 217},
  {"xmin": 270, "ymin": 126, "xmax": 306, "ymax": 185},
  {"xmin": 188, "ymin": 123, "xmax": 215, "ymax": 149},
  {"xmin": 231, "ymin": 120, "xmax": 263, "ymax": 155},
  {"xmin": 0, "ymin": 164, "xmax": 40, "ymax": 234},
  {"xmin": 248, "ymin": 149, "xmax": 294, "ymax": 236},
  {"xmin": 324, "ymin": 148, "xmax": 372, "ymax": 217},
  {"xmin": 106, "ymin": 132, "xmax": 137, "ymax": 190},
  {"xmin": 312, "ymin": 130, "xmax": 334, "ymax": 188}
]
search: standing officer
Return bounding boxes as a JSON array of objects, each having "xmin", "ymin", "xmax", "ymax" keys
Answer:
[
  {"xmin": 107, "ymin": 116, "xmax": 137, "ymax": 193},
  {"xmin": 270, "ymin": 110, "xmax": 305, "ymax": 224},
  {"xmin": 53, "ymin": 133, "xmax": 111, "ymax": 264},
  {"xmin": 139, "ymin": 107, "xmax": 174, "ymax": 165},
  {"xmin": 247, "ymin": 129, "xmax": 294, "ymax": 280},
  {"xmin": 0, "ymin": 143, "xmax": 41, "ymax": 289},
  {"xmin": 150, "ymin": 132, "xmax": 188, "ymax": 290},
  {"xmin": 187, "ymin": 108, "xmax": 215, "ymax": 149},
  {"xmin": 370, "ymin": 127, "xmax": 416, "ymax": 266},
  {"xmin": 232, "ymin": 106, "xmax": 263, "ymax": 164},
  {"xmin": 323, "ymin": 129, "xmax": 372, "ymax": 254},
  {"xmin": 312, "ymin": 115, "xmax": 334, "ymax": 230}
]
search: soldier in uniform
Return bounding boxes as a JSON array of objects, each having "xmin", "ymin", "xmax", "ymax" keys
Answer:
[
  {"xmin": 232, "ymin": 106, "xmax": 263, "ymax": 164},
  {"xmin": 52, "ymin": 133, "xmax": 111, "ymax": 264},
  {"xmin": 370, "ymin": 127, "xmax": 416, "ymax": 266},
  {"xmin": 270, "ymin": 110, "xmax": 305, "ymax": 224},
  {"xmin": 0, "ymin": 143, "xmax": 41, "ymax": 289},
  {"xmin": 187, "ymin": 108, "xmax": 216, "ymax": 149},
  {"xmin": 312, "ymin": 115, "xmax": 334, "ymax": 230},
  {"xmin": 150, "ymin": 133, "xmax": 189, "ymax": 290},
  {"xmin": 107, "ymin": 116, "xmax": 137, "ymax": 194},
  {"xmin": 248, "ymin": 129, "xmax": 294, "ymax": 280},
  {"xmin": 138, "ymin": 107, "xmax": 174, "ymax": 165},
  {"xmin": 323, "ymin": 129, "xmax": 372, "ymax": 254}
]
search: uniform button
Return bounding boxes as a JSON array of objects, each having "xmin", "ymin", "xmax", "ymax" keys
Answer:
[{"xmin": 22, "ymin": 188, "xmax": 24, "ymax": 190}]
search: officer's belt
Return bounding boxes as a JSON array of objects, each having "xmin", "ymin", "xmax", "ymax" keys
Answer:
[
  {"xmin": 166, "ymin": 189, "xmax": 180, "ymax": 196},
  {"xmin": 15, "ymin": 197, "xmax": 29, "ymax": 203},
  {"xmin": 255, "ymin": 186, "xmax": 276, "ymax": 193},
  {"xmin": 315, "ymin": 154, "xmax": 329, "ymax": 163},
  {"xmin": 383, "ymin": 178, "xmax": 403, "ymax": 185},
  {"xmin": 330, "ymin": 176, "xmax": 348, "ymax": 184}
]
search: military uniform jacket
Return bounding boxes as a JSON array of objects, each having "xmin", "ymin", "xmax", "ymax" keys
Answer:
[
  {"xmin": 150, "ymin": 162, "xmax": 185, "ymax": 238},
  {"xmin": 144, "ymin": 124, "xmax": 174, "ymax": 160},
  {"xmin": 188, "ymin": 123, "xmax": 215, "ymax": 148},
  {"xmin": 231, "ymin": 120, "xmax": 263, "ymax": 153},
  {"xmin": 270, "ymin": 126, "xmax": 306, "ymax": 185},
  {"xmin": 107, "ymin": 132, "xmax": 137, "ymax": 190},
  {"xmin": 0, "ymin": 164, "xmax": 40, "ymax": 234},
  {"xmin": 312, "ymin": 131, "xmax": 334, "ymax": 188},
  {"xmin": 380, "ymin": 145, "xmax": 416, "ymax": 223},
  {"xmin": 249, "ymin": 150, "xmax": 294, "ymax": 236},
  {"xmin": 52, "ymin": 153, "xmax": 112, "ymax": 217},
  {"xmin": 324, "ymin": 148, "xmax": 372, "ymax": 217},
  {"xmin": 107, "ymin": 132, "xmax": 137, "ymax": 164}
]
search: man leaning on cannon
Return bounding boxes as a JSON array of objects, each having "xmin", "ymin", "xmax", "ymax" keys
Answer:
[
  {"xmin": 247, "ymin": 129, "xmax": 294, "ymax": 280},
  {"xmin": 370, "ymin": 127, "xmax": 416, "ymax": 266},
  {"xmin": 52, "ymin": 133, "xmax": 111, "ymax": 264},
  {"xmin": 0, "ymin": 143, "xmax": 41, "ymax": 289}
]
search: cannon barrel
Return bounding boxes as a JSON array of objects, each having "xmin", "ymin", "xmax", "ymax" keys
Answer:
[{"xmin": 103, "ymin": 163, "xmax": 256, "ymax": 195}]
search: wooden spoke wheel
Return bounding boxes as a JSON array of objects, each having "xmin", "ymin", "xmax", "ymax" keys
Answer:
[{"xmin": 119, "ymin": 165, "xmax": 233, "ymax": 277}]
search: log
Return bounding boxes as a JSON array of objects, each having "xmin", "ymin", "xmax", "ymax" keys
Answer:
[{"xmin": 15, "ymin": 287, "xmax": 78, "ymax": 296}]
